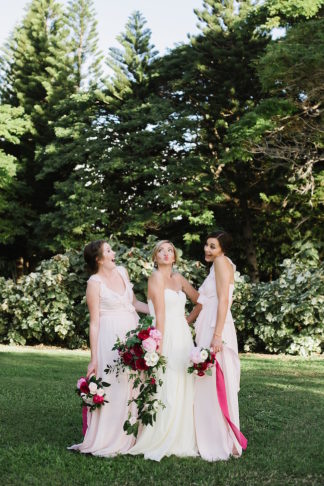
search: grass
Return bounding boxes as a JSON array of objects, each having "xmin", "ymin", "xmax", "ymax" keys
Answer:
[{"xmin": 0, "ymin": 348, "xmax": 323, "ymax": 486}]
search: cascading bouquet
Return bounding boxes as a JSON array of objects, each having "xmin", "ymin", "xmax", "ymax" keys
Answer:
[
  {"xmin": 76, "ymin": 375, "xmax": 110, "ymax": 411},
  {"xmin": 187, "ymin": 346, "xmax": 216, "ymax": 377},
  {"xmin": 105, "ymin": 315, "xmax": 166, "ymax": 437}
]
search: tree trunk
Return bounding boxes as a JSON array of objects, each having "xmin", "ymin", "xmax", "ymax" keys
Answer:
[{"xmin": 241, "ymin": 198, "xmax": 260, "ymax": 282}]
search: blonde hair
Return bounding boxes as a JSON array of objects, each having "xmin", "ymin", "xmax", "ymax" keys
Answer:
[{"xmin": 152, "ymin": 240, "xmax": 178, "ymax": 265}]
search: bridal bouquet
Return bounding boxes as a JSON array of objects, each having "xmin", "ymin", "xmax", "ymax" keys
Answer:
[
  {"xmin": 187, "ymin": 347, "xmax": 216, "ymax": 377},
  {"xmin": 105, "ymin": 315, "xmax": 167, "ymax": 437},
  {"xmin": 76, "ymin": 375, "xmax": 110, "ymax": 411}
]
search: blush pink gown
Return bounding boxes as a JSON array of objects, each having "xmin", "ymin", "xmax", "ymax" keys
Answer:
[
  {"xmin": 68, "ymin": 266, "xmax": 139, "ymax": 457},
  {"xmin": 194, "ymin": 258, "xmax": 243, "ymax": 461}
]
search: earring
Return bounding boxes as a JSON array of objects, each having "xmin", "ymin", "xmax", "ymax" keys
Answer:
[{"xmin": 154, "ymin": 261, "xmax": 158, "ymax": 269}]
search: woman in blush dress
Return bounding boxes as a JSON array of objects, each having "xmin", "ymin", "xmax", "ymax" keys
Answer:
[
  {"xmin": 187, "ymin": 231, "xmax": 247, "ymax": 461},
  {"xmin": 128, "ymin": 240, "xmax": 199, "ymax": 461},
  {"xmin": 69, "ymin": 240, "xmax": 149, "ymax": 457}
]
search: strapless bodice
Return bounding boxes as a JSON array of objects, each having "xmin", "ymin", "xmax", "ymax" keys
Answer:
[{"xmin": 148, "ymin": 289, "xmax": 186, "ymax": 320}]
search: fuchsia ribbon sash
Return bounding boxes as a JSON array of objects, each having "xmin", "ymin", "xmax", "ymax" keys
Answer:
[
  {"xmin": 82, "ymin": 406, "xmax": 88, "ymax": 436},
  {"xmin": 215, "ymin": 359, "xmax": 247, "ymax": 450}
]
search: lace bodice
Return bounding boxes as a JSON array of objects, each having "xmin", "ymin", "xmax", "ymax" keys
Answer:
[{"xmin": 88, "ymin": 266, "xmax": 135, "ymax": 313}]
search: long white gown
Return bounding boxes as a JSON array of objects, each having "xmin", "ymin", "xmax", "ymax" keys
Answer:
[
  {"xmin": 128, "ymin": 289, "xmax": 198, "ymax": 461},
  {"xmin": 194, "ymin": 258, "xmax": 244, "ymax": 461},
  {"xmin": 68, "ymin": 266, "xmax": 139, "ymax": 457}
]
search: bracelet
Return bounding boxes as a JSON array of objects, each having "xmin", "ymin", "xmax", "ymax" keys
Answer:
[{"xmin": 213, "ymin": 333, "xmax": 221, "ymax": 339}]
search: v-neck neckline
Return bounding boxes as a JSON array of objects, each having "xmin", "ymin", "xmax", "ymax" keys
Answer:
[{"xmin": 99, "ymin": 268, "xmax": 127, "ymax": 297}]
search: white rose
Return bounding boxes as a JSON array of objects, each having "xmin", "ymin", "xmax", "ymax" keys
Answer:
[
  {"xmin": 96, "ymin": 388, "xmax": 105, "ymax": 397},
  {"xmin": 129, "ymin": 416, "xmax": 137, "ymax": 425},
  {"xmin": 153, "ymin": 401, "xmax": 160, "ymax": 412},
  {"xmin": 144, "ymin": 351, "xmax": 159, "ymax": 367},
  {"xmin": 81, "ymin": 394, "xmax": 92, "ymax": 405},
  {"xmin": 194, "ymin": 369, "xmax": 199, "ymax": 375},
  {"xmin": 89, "ymin": 382, "xmax": 98, "ymax": 394},
  {"xmin": 200, "ymin": 349, "xmax": 208, "ymax": 362}
]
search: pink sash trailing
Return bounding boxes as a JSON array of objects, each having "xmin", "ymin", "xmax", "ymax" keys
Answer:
[
  {"xmin": 82, "ymin": 406, "xmax": 88, "ymax": 436},
  {"xmin": 215, "ymin": 359, "xmax": 247, "ymax": 450}
]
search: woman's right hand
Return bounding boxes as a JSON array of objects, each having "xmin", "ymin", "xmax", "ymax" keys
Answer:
[{"xmin": 86, "ymin": 359, "xmax": 98, "ymax": 379}]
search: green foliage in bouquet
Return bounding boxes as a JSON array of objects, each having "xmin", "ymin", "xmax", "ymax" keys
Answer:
[{"xmin": 105, "ymin": 315, "xmax": 167, "ymax": 437}]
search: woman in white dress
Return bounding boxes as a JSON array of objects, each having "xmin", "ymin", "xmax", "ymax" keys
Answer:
[
  {"xmin": 187, "ymin": 231, "xmax": 247, "ymax": 461},
  {"xmin": 128, "ymin": 240, "xmax": 199, "ymax": 461},
  {"xmin": 69, "ymin": 240, "xmax": 149, "ymax": 457}
]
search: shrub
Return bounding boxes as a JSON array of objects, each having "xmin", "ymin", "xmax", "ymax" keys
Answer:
[
  {"xmin": 0, "ymin": 238, "xmax": 322, "ymax": 355},
  {"xmin": 0, "ymin": 236, "xmax": 204, "ymax": 348},
  {"xmin": 232, "ymin": 242, "xmax": 324, "ymax": 356}
]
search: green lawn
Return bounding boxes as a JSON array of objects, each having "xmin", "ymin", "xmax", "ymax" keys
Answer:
[{"xmin": 0, "ymin": 348, "xmax": 323, "ymax": 486}]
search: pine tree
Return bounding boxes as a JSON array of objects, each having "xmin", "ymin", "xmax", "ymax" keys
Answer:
[
  {"xmin": 67, "ymin": 0, "xmax": 103, "ymax": 89},
  {"xmin": 40, "ymin": 11, "xmax": 162, "ymax": 250},
  {"xmin": 154, "ymin": 0, "xmax": 270, "ymax": 279},
  {"xmin": 0, "ymin": 0, "xmax": 75, "ymax": 265}
]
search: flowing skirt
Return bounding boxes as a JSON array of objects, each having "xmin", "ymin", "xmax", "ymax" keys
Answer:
[
  {"xmin": 194, "ymin": 304, "xmax": 242, "ymax": 461},
  {"xmin": 128, "ymin": 311, "xmax": 198, "ymax": 461},
  {"xmin": 68, "ymin": 310, "xmax": 138, "ymax": 457}
]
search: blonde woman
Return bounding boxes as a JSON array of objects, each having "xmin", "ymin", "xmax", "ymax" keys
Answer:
[{"xmin": 129, "ymin": 240, "xmax": 199, "ymax": 461}]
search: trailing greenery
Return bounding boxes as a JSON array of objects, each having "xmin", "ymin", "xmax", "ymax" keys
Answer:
[
  {"xmin": 0, "ymin": 237, "xmax": 322, "ymax": 356},
  {"xmin": 0, "ymin": 350, "xmax": 323, "ymax": 485}
]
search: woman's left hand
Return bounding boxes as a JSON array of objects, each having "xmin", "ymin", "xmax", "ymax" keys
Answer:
[{"xmin": 211, "ymin": 336, "xmax": 223, "ymax": 354}]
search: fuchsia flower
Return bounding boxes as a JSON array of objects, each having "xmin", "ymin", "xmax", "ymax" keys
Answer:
[{"xmin": 93, "ymin": 394, "xmax": 104, "ymax": 404}]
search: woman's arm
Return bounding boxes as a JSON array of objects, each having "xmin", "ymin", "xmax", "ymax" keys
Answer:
[
  {"xmin": 86, "ymin": 280, "xmax": 100, "ymax": 378},
  {"xmin": 186, "ymin": 303, "xmax": 202, "ymax": 325},
  {"xmin": 133, "ymin": 295, "xmax": 149, "ymax": 314},
  {"xmin": 179, "ymin": 274, "xmax": 199, "ymax": 304},
  {"xmin": 123, "ymin": 267, "xmax": 149, "ymax": 314},
  {"xmin": 148, "ymin": 272, "xmax": 165, "ymax": 337},
  {"xmin": 211, "ymin": 257, "xmax": 231, "ymax": 352}
]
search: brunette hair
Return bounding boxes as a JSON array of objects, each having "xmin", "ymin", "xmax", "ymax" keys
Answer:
[
  {"xmin": 206, "ymin": 230, "xmax": 232, "ymax": 254},
  {"xmin": 84, "ymin": 240, "xmax": 106, "ymax": 274},
  {"xmin": 152, "ymin": 240, "xmax": 178, "ymax": 265}
]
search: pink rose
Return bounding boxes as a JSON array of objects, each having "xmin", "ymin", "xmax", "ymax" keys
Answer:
[
  {"xmin": 149, "ymin": 329, "xmax": 162, "ymax": 343},
  {"xmin": 190, "ymin": 347, "xmax": 202, "ymax": 364},
  {"xmin": 77, "ymin": 377, "xmax": 87, "ymax": 390},
  {"xmin": 93, "ymin": 394, "xmax": 104, "ymax": 404},
  {"xmin": 142, "ymin": 337, "xmax": 157, "ymax": 353}
]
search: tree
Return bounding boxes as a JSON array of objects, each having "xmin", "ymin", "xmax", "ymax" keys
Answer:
[
  {"xmin": 66, "ymin": 0, "xmax": 103, "ymax": 89},
  {"xmin": 0, "ymin": 0, "xmax": 75, "ymax": 266},
  {"xmin": 0, "ymin": 105, "xmax": 31, "ymax": 276}
]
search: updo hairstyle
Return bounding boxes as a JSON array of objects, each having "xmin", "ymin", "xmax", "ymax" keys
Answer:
[
  {"xmin": 207, "ymin": 231, "xmax": 232, "ymax": 254},
  {"xmin": 151, "ymin": 240, "xmax": 178, "ymax": 265}
]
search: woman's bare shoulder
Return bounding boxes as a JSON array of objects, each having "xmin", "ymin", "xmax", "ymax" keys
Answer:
[{"xmin": 148, "ymin": 271, "xmax": 164, "ymax": 284}]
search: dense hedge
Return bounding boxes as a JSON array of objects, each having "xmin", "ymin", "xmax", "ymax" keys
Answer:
[{"xmin": 0, "ymin": 237, "xmax": 323, "ymax": 355}]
